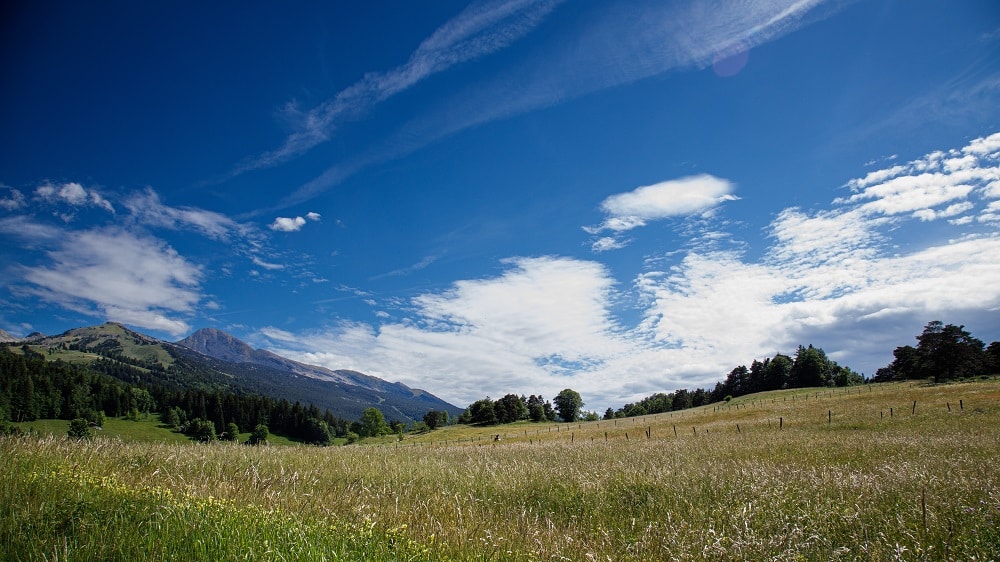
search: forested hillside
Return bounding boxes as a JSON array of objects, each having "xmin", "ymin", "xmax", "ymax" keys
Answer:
[{"xmin": 0, "ymin": 344, "xmax": 352, "ymax": 444}]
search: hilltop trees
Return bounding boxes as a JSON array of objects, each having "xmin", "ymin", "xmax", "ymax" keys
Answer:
[
  {"xmin": 878, "ymin": 321, "xmax": 993, "ymax": 382},
  {"xmin": 553, "ymin": 389, "xmax": 584, "ymax": 422},
  {"xmin": 458, "ymin": 393, "xmax": 559, "ymax": 426}
]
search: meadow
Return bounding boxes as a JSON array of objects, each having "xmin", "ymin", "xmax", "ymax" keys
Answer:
[{"xmin": 2, "ymin": 381, "xmax": 998, "ymax": 561}]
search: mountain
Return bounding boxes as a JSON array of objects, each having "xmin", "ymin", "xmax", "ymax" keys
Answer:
[
  {"xmin": 177, "ymin": 328, "xmax": 429, "ymax": 394},
  {"xmin": 21, "ymin": 322, "xmax": 462, "ymax": 421},
  {"xmin": 0, "ymin": 329, "xmax": 16, "ymax": 343}
]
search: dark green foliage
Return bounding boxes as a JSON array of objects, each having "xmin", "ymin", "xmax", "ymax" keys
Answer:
[
  {"xmin": 186, "ymin": 418, "xmax": 217, "ymax": 442},
  {"xmin": 0, "ymin": 345, "xmax": 352, "ymax": 445},
  {"xmin": 526, "ymin": 395, "xmax": 547, "ymax": 422},
  {"xmin": 461, "ymin": 398, "xmax": 498, "ymax": 426},
  {"xmin": 422, "ymin": 410, "xmax": 449, "ymax": 429},
  {"xmin": 67, "ymin": 418, "xmax": 92, "ymax": 440},
  {"xmin": 553, "ymin": 389, "xmax": 583, "ymax": 422},
  {"xmin": 494, "ymin": 394, "xmax": 528, "ymax": 424},
  {"xmin": 358, "ymin": 407, "xmax": 390, "ymax": 438},
  {"xmin": 249, "ymin": 423, "xmax": 269, "ymax": 445},
  {"xmin": 878, "ymin": 321, "xmax": 990, "ymax": 382},
  {"xmin": 223, "ymin": 422, "xmax": 240, "ymax": 441},
  {"xmin": 301, "ymin": 417, "xmax": 333, "ymax": 445}
]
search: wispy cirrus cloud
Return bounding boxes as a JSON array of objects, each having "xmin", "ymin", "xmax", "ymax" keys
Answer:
[
  {"xmin": 123, "ymin": 188, "xmax": 248, "ymax": 241},
  {"xmin": 272, "ymin": 0, "xmax": 846, "ymax": 209},
  {"xmin": 0, "ymin": 186, "xmax": 26, "ymax": 210},
  {"xmin": 234, "ymin": 0, "xmax": 564, "ymax": 176}
]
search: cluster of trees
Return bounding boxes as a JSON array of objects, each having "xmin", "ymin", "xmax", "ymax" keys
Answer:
[
  {"xmin": 609, "ymin": 345, "xmax": 863, "ymax": 419},
  {"xmin": 1, "ymin": 345, "xmax": 139, "ymax": 424},
  {"xmin": 457, "ymin": 389, "xmax": 587, "ymax": 426},
  {"xmin": 0, "ymin": 344, "xmax": 361, "ymax": 445},
  {"xmin": 875, "ymin": 321, "xmax": 999, "ymax": 383}
]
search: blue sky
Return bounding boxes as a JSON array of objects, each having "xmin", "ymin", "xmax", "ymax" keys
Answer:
[{"xmin": 2, "ymin": 0, "xmax": 999, "ymax": 412}]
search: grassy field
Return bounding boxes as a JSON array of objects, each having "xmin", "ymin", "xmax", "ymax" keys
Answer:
[
  {"xmin": 2, "ymin": 381, "xmax": 998, "ymax": 561},
  {"xmin": 19, "ymin": 415, "xmax": 308, "ymax": 447}
]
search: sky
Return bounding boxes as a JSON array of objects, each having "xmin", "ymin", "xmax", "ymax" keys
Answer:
[{"xmin": 2, "ymin": 0, "xmax": 999, "ymax": 413}]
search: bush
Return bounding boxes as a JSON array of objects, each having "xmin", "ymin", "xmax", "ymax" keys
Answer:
[
  {"xmin": 248, "ymin": 424, "xmax": 268, "ymax": 445},
  {"xmin": 67, "ymin": 418, "xmax": 92, "ymax": 440}
]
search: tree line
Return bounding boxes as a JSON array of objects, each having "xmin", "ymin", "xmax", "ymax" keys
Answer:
[
  {"xmin": 875, "ymin": 321, "xmax": 999, "ymax": 383},
  {"xmin": 452, "ymin": 321, "xmax": 1000, "ymax": 427}
]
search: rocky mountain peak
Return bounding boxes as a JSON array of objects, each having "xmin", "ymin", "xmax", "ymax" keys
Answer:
[{"xmin": 176, "ymin": 328, "xmax": 255, "ymax": 363}]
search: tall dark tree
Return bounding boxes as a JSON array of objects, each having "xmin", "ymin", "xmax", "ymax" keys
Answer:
[
  {"xmin": 465, "ymin": 398, "xmax": 498, "ymax": 425},
  {"xmin": 423, "ymin": 410, "xmax": 448, "ymax": 430},
  {"xmin": 986, "ymin": 341, "xmax": 1000, "ymax": 374},
  {"xmin": 790, "ymin": 345, "xmax": 834, "ymax": 387},
  {"xmin": 526, "ymin": 395, "xmax": 546, "ymax": 422},
  {"xmin": 494, "ymin": 394, "xmax": 528, "ymax": 424},
  {"xmin": 553, "ymin": 389, "xmax": 583, "ymax": 422},
  {"xmin": 915, "ymin": 321, "xmax": 985, "ymax": 382}
]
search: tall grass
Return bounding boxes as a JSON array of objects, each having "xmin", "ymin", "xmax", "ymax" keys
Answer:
[{"xmin": 2, "ymin": 381, "xmax": 998, "ymax": 560}]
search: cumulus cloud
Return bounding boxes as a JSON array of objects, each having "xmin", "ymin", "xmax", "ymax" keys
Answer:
[
  {"xmin": 270, "ymin": 216, "xmax": 306, "ymax": 232},
  {"xmin": 269, "ymin": 212, "xmax": 321, "ymax": 232},
  {"xmin": 259, "ymin": 133, "xmax": 1000, "ymax": 412},
  {"xmin": 21, "ymin": 227, "xmax": 202, "ymax": 336},
  {"xmin": 1, "ymin": 183, "xmax": 299, "ymax": 335}
]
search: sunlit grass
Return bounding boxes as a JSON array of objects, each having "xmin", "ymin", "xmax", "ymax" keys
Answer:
[{"xmin": 3, "ymin": 381, "xmax": 998, "ymax": 560}]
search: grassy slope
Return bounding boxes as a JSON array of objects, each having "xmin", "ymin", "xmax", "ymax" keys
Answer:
[
  {"xmin": 19, "ymin": 416, "xmax": 304, "ymax": 447},
  {"xmin": 3, "ymin": 380, "xmax": 998, "ymax": 561}
]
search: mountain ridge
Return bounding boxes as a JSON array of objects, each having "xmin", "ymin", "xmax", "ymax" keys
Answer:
[{"xmin": 14, "ymin": 322, "xmax": 461, "ymax": 421}]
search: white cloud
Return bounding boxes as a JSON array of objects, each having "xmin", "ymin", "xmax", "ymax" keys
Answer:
[
  {"xmin": 21, "ymin": 227, "xmax": 202, "ymax": 336},
  {"xmin": 268, "ymin": 211, "xmax": 321, "ymax": 232},
  {"xmin": 260, "ymin": 132, "xmax": 1000, "ymax": 412},
  {"xmin": 599, "ymin": 175, "xmax": 737, "ymax": 227},
  {"xmin": 586, "ymin": 174, "xmax": 737, "ymax": 250},
  {"xmin": 124, "ymin": 188, "xmax": 242, "ymax": 240},
  {"xmin": 590, "ymin": 236, "xmax": 628, "ymax": 253},
  {"xmin": 0, "ymin": 215, "xmax": 63, "ymax": 240},
  {"xmin": 237, "ymin": 0, "xmax": 564, "ymax": 174},
  {"xmin": 276, "ymin": 0, "xmax": 845, "ymax": 208},
  {"xmin": 269, "ymin": 216, "xmax": 307, "ymax": 232},
  {"xmin": 0, "ymin": 187, "xmax": 25, "ymax": 210},
  {"xmin": 34, "ymin": 182, "xmax": 114, "ymax": 213},
  {"xmin": 251, "ymin": 256, "xmax": 284, "ymax": 270}
]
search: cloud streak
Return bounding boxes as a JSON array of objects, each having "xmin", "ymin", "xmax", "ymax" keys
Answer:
[
  {"xmin": 235, "ymin": 0, "xmax": 564, "ymax": 176},
  {"xmin": 273, "ymin": 0, "xmax": 846, "ymax": 209}
]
